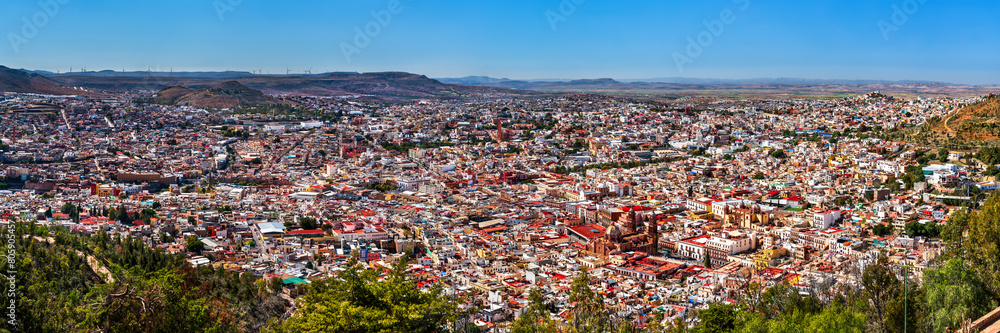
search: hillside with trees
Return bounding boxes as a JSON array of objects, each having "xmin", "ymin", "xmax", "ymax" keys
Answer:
[
  {"xmin": 904, "ymin": 94, "xmax": 1000, "ymax": 146},
  {"xmin": 1, "ymin": 222, "xmax": 289, "ymax": 333}
]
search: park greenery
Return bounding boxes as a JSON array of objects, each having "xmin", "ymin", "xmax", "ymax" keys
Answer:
[{"xmin": 365, "ymin": 182, "xmax": 400, "ymax": 193}]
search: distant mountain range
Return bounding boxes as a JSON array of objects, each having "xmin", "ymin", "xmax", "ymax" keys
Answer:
[
  {"xmin": 2, "ymin": 66, "xmax": 998, "ymax": 101},
  {"xmin": 437, "ymin": 76, "xmax": 1000, "ymax": 99},
  {"xmin": 0, "ymin": 66, "xmax": 537, "ymax": 102},
  {"xmin": 437, "ymin": 76, "xmax": 975, "ymax": 87},
  {"xmin": 20, "ymin": 69, "xmax": 354, "ymax": 79}
]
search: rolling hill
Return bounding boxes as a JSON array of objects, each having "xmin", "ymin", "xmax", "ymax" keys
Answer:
[
  {"xmin": 0, "ymin": 66, "xmax": 104, "ymax": 96},
  {"xmin": 148, "ymin": 81, "xmax": 293, "ymax": 108},
  {"xmin": 915, "ymin": 94, "xmax": 1000, "ymax": 144},
  {"xmin": 49, "ymin": 72, "xmax": 539, "ymax": 102}
]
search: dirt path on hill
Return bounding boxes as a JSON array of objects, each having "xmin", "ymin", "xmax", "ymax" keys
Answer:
[{"xmin": 32, "ymin": 236, "xmax": 115, "ymax": 284}]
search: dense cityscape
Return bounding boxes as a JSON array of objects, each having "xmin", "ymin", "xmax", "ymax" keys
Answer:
[
  {"xmin": 3, "ymin": 87, "xmax": 1000, "ymax": 332},
  {"xmin": 3, "ymin": 1, "xmax": 1000, "ymax": 332}
]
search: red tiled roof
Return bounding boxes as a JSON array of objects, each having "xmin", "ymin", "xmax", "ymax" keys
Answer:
[
  {"xmin": 567, "ymin": 224, "xmax": 606, "ymax": 240},
  {"xmin": 286, "ymin": 229, "xmax": 324, "ymax": 235}
]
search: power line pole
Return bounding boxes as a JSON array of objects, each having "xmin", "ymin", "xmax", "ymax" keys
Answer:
[{"xmin": 896, "ymin": 264, "xmax": 918, "ymax": 333}]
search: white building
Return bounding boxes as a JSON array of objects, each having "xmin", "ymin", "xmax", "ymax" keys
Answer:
[
  {"xmin": 686, "ymin": 198, "xmax": 713, "ymax": 212},
  {"xmin": 812, "ymin": 210, "xmax": 841, "ymax": 229},
  {"xmin": 705, "ymin": 233, "xmax": 754, "ymax": 255},
  {"xmin": 334, "ymin": 228, "xmax": 390, "ymax": 243},
  {"xmin": 676, "ymin": 235, "xmax": 710, "ymax": 262}
]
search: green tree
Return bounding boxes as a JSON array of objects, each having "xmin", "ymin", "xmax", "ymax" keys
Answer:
[
  {"xmin": 733, "ymin": 303, "xmax": 865, "ymax": 333},
  {"xmin": 185, "ymin": 237, "xmax": 205, "ymax": 253},
  {"xmin": 140, "ymin": 208, "xmax": 157, "ymax": 220},
  {"xmin": 80, "ymin": 266, "xmax": 232, "ymax": 332},
  {"xmin": 960, "ymin": 194, "xmax": 1000, "ymax": 299},
  {"xmin": 986, "ymin": 165, "xmax": 1000, "ymax": 177},
  {"xmin": 884, "ymin": 275, "xmax": 923, "ymax": 333},
  {"xmin": 271, "ymin": 256, "xmax": 463, "ymax": 333},
  {"xmin": 567, "ymin": 268, "xmax": 611, "ymax": 333},
  {"xmin": 886, "ymin": 177, "xmax": 901, "ymax": 193},
  {"xmin": 511, "ymin": 288, "xmax": 560, "ymax": 333},
  {"xmin": 757, "ymin": 282, "xmax": 821, "ymax": 319},
  {"xmin": 922, "ymin": 259, "xmax": 996, "ymax": 332},
  {"xmin": 872, "ymin": 224, "xmax": 893, "ymax": 237},
  {"xmin": 299, "ymin": 217, "xmax": 319, "ymax": 230},
  {"xmin": 942, "ymin": 208, "xmax": 969, "ymax": 257},
  {"xmin": 159, "ymin": 232, "xmax": 174, "ymax": 243},
  {"xmin": 862, "ymin": 254, "xmax": 902, "ymax": 333},
  {"xmin": 804, "ymin": 303, "xmax": 867, "ymax": 333},
  {"xmin": 694, "ymin": 304, "xmax": 737, "ymax": 333},
  {"xmin": 61, "ymin": 203, "xmax": 77, "ymax": 215}
]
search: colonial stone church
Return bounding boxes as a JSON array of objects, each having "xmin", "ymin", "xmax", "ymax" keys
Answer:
[
  {"xmin": 585, "ymin": 209, "xmax": 658, "ymax": 258},
  {"xmin": 722, "ymin": 204, "xmax": 774, "ymax": 229}
]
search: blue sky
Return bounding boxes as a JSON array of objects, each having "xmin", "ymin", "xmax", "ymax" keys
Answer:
[{"xmin": 1, "ymin": 0, "xmax": 998, "ymax": 84}]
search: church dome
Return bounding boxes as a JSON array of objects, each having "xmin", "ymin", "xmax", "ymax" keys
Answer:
[{"xmin": 606, "ymin": 224, "xmax": 622, "ymax": 238}]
